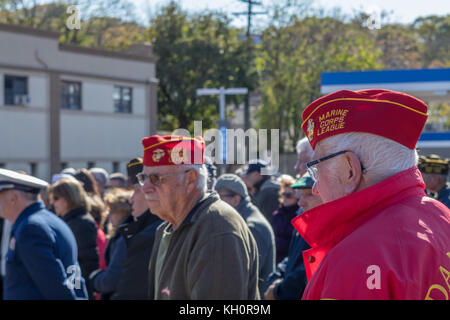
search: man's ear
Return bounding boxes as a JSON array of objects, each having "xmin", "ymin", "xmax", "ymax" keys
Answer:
[
  {"xmin": 185, "ymin": 169, "xmax": 199, "ymax": 189},
  {"xmin": 343, "ymin": 152, "xmax": 363, "ymax": 194}
]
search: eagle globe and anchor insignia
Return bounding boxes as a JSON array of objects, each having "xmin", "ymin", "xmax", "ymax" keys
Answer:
[
  {"xmin": 152, "ymin": 148, "xmax": 165, "ymax": 163},
  {"xmin": 307, "ymin": 119, "xmax": 315, "ymax": 141}
]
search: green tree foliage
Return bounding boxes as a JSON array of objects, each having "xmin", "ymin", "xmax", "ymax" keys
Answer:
[
  {"xmin": 147, "ymin": 2, "xmax": 253, "ymax": 132},
  {"xmin": 0, "ymin": 1, "xmax": 448, "ymax": 135},
  {"xmin": 413, "ymin": 15, "xmax": 450, "ymax": 68},
  {"xmin": 256, "ymin": 12, "xmax": 383, "ymax": 151}
]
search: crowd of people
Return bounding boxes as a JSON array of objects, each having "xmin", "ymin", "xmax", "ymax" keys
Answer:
[{"xmin": 0, "ymin": 88, "xmax": 449, "ymax": 300}]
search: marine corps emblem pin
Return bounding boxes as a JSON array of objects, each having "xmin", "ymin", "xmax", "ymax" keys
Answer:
[
  {"xmin": 307, "ymin": 119, "xmax": 314, "ymax": 141},
  {"xmin": 152, "ymin": 148, "xmax": 165, "ymax": 162}
]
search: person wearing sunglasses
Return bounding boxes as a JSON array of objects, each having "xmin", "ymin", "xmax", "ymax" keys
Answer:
[
  {"xmin": 265, "ymin": 172, "xmax": 322, "ymax": 300},
  {"xmin": 142, "ymin": 135, "xmax": 260, "ymax": 300},
  {"xmin": 291, "ymin": 89, "xmax": 450, "ymax": 300},
  {"xmin": 418, "ymin": 154, "xmax": 450, "ymax": 208},
  {"xmin": 113, "ymin": 157, "xmax": 163, "ymax": 300},
  {"xmin": 270, "ymin": 175, "xmax": 299, "ymax": 265},
  {"xmin": 50, "ymin": 178, "xmax": 100, "ymax": 300}
]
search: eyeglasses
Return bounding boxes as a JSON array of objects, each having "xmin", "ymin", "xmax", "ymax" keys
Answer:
[
  {"xmin": 136, "ymin": 170, "xmax": 190, "ymax": 187},
  {"xmin": 306, "ymin": 150, "xmax": 366, "ymax": 182},
  {"xmin": 282, "ymin": 192, "xmax": 295, "ymax": 198}
]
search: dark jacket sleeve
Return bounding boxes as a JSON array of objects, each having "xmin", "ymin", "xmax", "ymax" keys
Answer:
[
  {"xmin": 90, "ymin": 236, "xmax": 127, "ymax": 294},
  {"xmin": 68, "ymin": 218, "xmax": 99, "ymax": 299},
  {"xmin": 273, "ymin": 233, "xmax": 309, "ymax": 300},
  {"xmin": 255, "ymin": 188, "xmax": 280, "ymax": 221},
  {"xmin": 265, "ymin": 256, "xmax": 288, "ymax": 288},
  {"xmin": 16, "ymin": 224, "xmax": 80, "ymax": 300},
  {"xmin": 247, "ymin": 223, "xmax": 275, "ymax": 296}
]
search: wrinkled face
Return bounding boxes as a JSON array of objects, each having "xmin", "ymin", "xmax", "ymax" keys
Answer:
[
  {"xmin": 310, "ymin": 143, "xmax": 348, "ymax": 204},
  {"xmin": 140, "ymin": 165, "xmax": 189, "ymax": 221},
  {"xmin": 295, "ymin": 188, "xmax": 322, "ymax": 211},
  {"xmin": 50, "ymin": 194, "xmax": 69, "ymax": 216},
  {"xmin": 129, "ymin": 183, "xmax": 148, "ymax": 219},
  {"xmin": 281, "ymin": 186, "xmax": 298, "ymax": 207}
]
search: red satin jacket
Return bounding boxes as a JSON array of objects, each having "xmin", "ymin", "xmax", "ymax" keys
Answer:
[{"xmin": 292, "ymin": 167, "xmax": 450, "ymax": 300}]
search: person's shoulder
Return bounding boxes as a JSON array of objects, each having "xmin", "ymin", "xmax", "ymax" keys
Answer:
[
  {"xmin": 15, "ymin": 212, "xmax": 55, "ymax": 243},
  {"xmin": 75, "ymin": 210, "xmax": 98, "ymax": 229},
  {"xmin": 246, "ymin": 204, "xmax": 272, "ymax": 229},
  {"xmin": 329, "ymin": 196, "xmax": 449, "ymax": 267},
  {"xmin": 197, "ymin": 197, "xmax": 249, "ymax": 234},
  {"xmin": 260, "ymin": 177, "xmax": 281, "ymax": 191}
]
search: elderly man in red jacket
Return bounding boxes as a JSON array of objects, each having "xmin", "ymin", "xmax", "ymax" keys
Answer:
[{"xmin": 292, "ymin": 89, "xmax": 450, "ymax": 300}]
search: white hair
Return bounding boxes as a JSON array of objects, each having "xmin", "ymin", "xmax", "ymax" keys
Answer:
[
  {"xmin": 296, "ymin": 137, "xmax": 313, "ymax": 158},
  {"xmin": 178, "ymin": 164, "xmax": 208, "ymax": 194},
  {"xmin": 318, "ymin": 132, "xmax": 418, "ymax": 184}
]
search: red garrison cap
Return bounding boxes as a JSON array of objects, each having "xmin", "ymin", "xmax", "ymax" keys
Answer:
[
  {"xmin": 301, "ymin": 89, "xmax": 428, "ymax": 150},
  {"xmin": 142, "ymin": 135, "xmax": 205, "ymax": 166}
]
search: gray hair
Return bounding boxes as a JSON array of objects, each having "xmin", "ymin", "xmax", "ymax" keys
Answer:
[
  {"xmin": 179, "ymin": 164, "xmax": 208, "ymax": 194},
  {"xmin": 296, "ymin": 137, "xmax": 313, "ymax": 158},
  {"xmin": 89, "ymin": 167, "xmax": 109, "ymax": 184},
  {"xmin": 318, "ymin": 132, "xmax": 418, "ymax": 184}
]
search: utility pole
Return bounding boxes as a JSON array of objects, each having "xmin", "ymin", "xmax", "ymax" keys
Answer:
[
  {"xmin": 233, "ymin": 0, "xmax": 267, "ymax": 131},
  {"xmin": 196, "ymin": 87, "xmax": 248, "ymax": 174}
]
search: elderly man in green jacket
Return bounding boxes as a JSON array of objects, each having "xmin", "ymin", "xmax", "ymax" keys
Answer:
[{"xmin": 139, "ymin": 135, "xmax": 260, "ymax": 300}]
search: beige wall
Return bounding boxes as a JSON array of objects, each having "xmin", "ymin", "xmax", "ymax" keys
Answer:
[{"xmin": 0, "ymin": 25, "xmax": 157, "ymax": 181}]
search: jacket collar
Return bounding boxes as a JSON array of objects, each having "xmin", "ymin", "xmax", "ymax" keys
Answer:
[
  {"xmin": 120, "ymin": 209, "xmax": 161, "ymax": 237},
  {"xmin": 62, "ymin": 206, "xmax": 86, "ymax": 222},
  {"xmin": 235, "ymin": 199, "xmax": 253, "ymax": 220},
  {"xmin": 179, "ymin": 192, "xmax": 219, "ymax": 227},
  {"xmin": 292, "ymin": 166, "xmax": 426, "ymax": 249},
  {"xmin": 12, "ymin": 201, "xmax": 44, "ymax": 233}
]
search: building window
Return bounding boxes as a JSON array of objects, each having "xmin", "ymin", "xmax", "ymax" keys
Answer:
[
  {"xmin": 114, "ymin": 86, "xmax": 132, "ymax": 113},
  {"xmin": 29, "ymin": 162, "xmax": 37, "ymax": 176},
  {"xmin": 4, "ymin": 75, "xmax": 29, "ymax": 105},
  {"xmin": 112, "ymin": 161, "xmax": 120, "ymax": 173},
  {"xmin": 61, "ymin": 81, "xmax": 82, "ymax": 110}
]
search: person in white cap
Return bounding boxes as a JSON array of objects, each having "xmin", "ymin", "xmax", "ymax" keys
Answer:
[{"xmin": 0, "ymin": 169, "xmax": 88, "ymax": 299}]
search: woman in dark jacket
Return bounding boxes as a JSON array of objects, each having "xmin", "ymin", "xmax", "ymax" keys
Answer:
[
  {"xmin": 88, "ymin": 188, "xmax": 131, "ymax": 300},
  {"xmin": 50, "ymin": 178, "xmax": 99, "ymax": 300},
  {"xmin": 270, "ymin": 175, "xmax": 299, "ymax": 264}
]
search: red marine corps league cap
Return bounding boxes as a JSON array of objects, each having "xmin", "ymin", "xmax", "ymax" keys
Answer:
[
  {"xmin": 142, "ymin": 135, "xmax": 205, "ymax": 166},
  {"xmin": 301, "ymin": 89, "xmax": 429, "ymax": 150}
]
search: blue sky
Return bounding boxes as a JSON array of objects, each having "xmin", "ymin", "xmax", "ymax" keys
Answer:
[{"xmin": 130, "ymin": 0, "xmax": 449, "ymax": 27}]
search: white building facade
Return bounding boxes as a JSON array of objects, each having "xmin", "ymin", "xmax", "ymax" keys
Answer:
[{"xmin": 0, "ymin": 23, "xmax": 158, "ymax": 181}]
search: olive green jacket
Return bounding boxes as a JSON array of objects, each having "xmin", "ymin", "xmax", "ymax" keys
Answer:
[{"xmin": 148, "ymin": 192, "xmax": 260, "ymax": 300}]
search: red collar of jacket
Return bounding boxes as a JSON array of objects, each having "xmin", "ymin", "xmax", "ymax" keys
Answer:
[{"xmin": 292, "ymin": 166, "xmax": 426, "ymax": 279}]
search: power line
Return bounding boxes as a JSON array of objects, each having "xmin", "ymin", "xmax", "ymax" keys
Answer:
[{"xmin": 232, "ymin": 0, "xmax": 267, "ymax": 131}]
